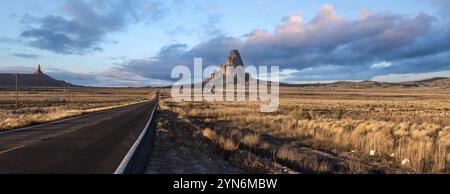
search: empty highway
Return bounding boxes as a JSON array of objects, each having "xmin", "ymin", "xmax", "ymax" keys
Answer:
[{"xmin": 0, "ymin": 100, "xmax": 156, "ymax": 174}]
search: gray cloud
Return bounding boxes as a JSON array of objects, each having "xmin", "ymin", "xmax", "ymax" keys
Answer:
[
  {"xmin": 7, "ymin": 66, "xmax": 163, "ymax": 87},
  {"xmin": 118, "ymin": 37, "xmax": 239, "ymax": 81},
  {"xmin": 19, "ymin": 0, "xmax": 165, "ymax": 54},
  {"xmin": 201, "ymin": 14, "xmax": 224, "ymax": 38},
  {"xmin": 118, "ymin": 4, "xmax": 450, "ymax": 83},
  {"xmin": 48, "ymin": 68, "xmax": 170, "ymax": 87},
  {"xmin": 429, "ymin": 0, "xmax": 450, "ymax": 16},
  {"xmin": 0, "ymin": 37, "xmax": 22, "ymax": 45},
  {"xmin": 47, "ymin": 69, "xmax": 99, "ymax": 86},
  {"xmin": 12, "ymin": 53, "xmax": 42, "ymax": 59},
  {"xmin": 0, "ymin": 66, "xmax": 36, "ymax": 73}
]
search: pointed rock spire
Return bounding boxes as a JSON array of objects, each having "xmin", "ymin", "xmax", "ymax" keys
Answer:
[
  {"xmin": 226, "ymin": 50, "xmax": 244, "ymax": 67},
  {"xmin": 34, "ymin": 64, "xmax": 43, "ymax": 75}
]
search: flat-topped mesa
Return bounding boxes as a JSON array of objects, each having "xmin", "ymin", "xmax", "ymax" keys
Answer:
[{"xmin": 0, "ymin": 64, "xmax": 74, "ymax": 89}]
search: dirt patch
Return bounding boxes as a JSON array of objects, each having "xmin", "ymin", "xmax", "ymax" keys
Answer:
[{"xmin": 144, "ymin": 108, "xmax": 244, "ymax": 174}]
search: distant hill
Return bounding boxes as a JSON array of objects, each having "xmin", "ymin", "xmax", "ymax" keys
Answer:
[
  {"xmin": 0, "ymin": 65, "xmax": 75, "ymax": 90},
  {"xmin": 322, "ymin": 80, "xmax": 398, "ymax": 88},
  {"xmin": 285, "ymin": 77, "xmax": 450, "ymax": 89},
  {"xmin": 401, "ymin": 77, "xmax": 450, "ymax": 88}
]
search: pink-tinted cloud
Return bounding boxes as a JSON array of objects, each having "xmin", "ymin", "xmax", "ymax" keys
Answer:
[{"xmin": 119, "ymin": 4, "xmax": 450, "ymax": 83}]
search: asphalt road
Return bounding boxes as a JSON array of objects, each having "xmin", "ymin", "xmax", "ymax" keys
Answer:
[{"xmin": 0, "ymin": 100, "xmax": 156, "ymax": 174}]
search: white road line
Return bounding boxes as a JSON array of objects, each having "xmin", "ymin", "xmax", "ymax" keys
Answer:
[{"xmin": 114, "ymin": 97, "xmax": 158, "ymax": 174}]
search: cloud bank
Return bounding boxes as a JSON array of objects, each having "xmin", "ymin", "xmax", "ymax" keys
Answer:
[
  {"xmin": 19, "ymin": 0, "xmax": 165, "ymax": 54},
  {"xmin": 117, "ymin": 4, "xmax": 450, "ymax": 84},
  {"xmin": 9, "ymin": 2, "xmax": 450, "ymax": 86}
]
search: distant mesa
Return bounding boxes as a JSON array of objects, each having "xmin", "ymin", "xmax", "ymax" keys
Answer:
[
  {"xmin": 0, "ymin": 64, "xmax": 75, "ymax": 89},
  {"xmin": 320, "ymin": 77, "xmax": 450, "ymax": 89}
]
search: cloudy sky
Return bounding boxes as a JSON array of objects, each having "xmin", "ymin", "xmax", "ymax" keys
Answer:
[{"xmin": 0, "ymin": 0, "xmax": 449, "ymax": 86}]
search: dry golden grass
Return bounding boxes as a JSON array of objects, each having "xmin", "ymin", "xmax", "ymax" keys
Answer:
[
  {"xmin": 160, "ymin": 86, "xmax": 450, "ymax": 174},
  {"xmin": 203, "ymin": 128, "xmax": 217, "ymax": 140},
  {"xmin": 0, "ymin": 87, "xmax": 155, "ymax": 131},
  {"xmin": 241, "ymin": 134, "xmax": 261, "ymax": 147}
]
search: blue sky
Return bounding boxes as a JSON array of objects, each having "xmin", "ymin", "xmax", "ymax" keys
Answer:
[{"xmin": 0, "ymin": 0, "xmax": 449, "ymax": 86}]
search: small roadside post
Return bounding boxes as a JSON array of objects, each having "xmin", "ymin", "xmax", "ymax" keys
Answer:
[{"xmin": 15, "ymin": 73, "xmax": 19, "ymax": 109}]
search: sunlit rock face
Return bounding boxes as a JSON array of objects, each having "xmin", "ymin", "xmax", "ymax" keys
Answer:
[
  {"xmin": 226, "ymin": 49, "xmax": 244, "ymax": 68},
  {"xmin": 210, "ymin": 50, "xmax": 246, "ymax": 80}
]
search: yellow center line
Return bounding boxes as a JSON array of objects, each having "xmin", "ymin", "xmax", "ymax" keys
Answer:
[{"xmin": 0, "ymin": 145, "xmax": 27, "ymax": 155}]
